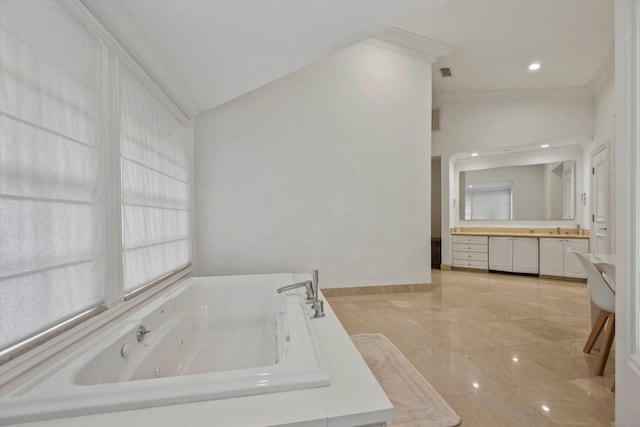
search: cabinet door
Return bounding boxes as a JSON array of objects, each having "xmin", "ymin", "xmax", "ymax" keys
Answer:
[
  {"xmin": 539, "ymin": 238, "xmax": 564, "ymax": 276},
  {"xmin": 489, "ymin": 237, "xmax": 513, "ymax": 272},
  {"xmin": 512, "ymin": 237, "xmax": 539, "ymax": 273},
  {"xmin": 564, "ymin": 239, "xmax": 589, "ymax": 278}
]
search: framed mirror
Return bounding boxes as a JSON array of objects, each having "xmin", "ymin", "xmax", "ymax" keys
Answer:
[{"xmin": 459, "ymin": 161, "xmax": 575, "ymax": 221}]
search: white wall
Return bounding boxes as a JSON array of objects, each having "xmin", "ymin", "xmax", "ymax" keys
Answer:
[
  {"xmin": 592, "ymin": 78, "xmax": 615, "ymax": 148},
  {"xmin": 433, "ymin": 92, "xmax": 594, "ymax": 265},
  {"xmin": 194, "ymin": 42, "xmax": 432, "ymax": 288},
  {"xmin": 432, "ymin": 91, "xmax": 595, "ymax": 157}
]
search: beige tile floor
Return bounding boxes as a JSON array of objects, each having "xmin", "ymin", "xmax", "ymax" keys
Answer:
[{"xmin": 327, "ymin": 269, "xmax": 615, "ymax": 427}]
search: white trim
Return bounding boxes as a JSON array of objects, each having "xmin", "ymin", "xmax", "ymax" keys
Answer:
[
  {"xmin": 372, "ymin": 27, "xmax": 461, "ymax": 62},
  {"xmin": 104, "ymin": 51, "xmax": 124, "ymax": 307},
  {"xmin": 364, "ymin": 38, "xmax": 436, "ymax": 63},
  {"xmin": 626, "ymin": 0, "xmax": 640, "ymax": 371},
  {"xmin": 614, "ymin": 1, "xmax": 640, "ymax": 420},
  {"xmin": 588, "ymin": 48, "xmax": 614, "ymax": 99}
]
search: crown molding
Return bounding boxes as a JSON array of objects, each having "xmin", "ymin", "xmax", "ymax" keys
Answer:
[
  {"xmin": 369, "ymin": 28, "xmax": 462, "ymax": 63},
  {"xmin": 433, "ymin": 87, "xmax": 594, "ymax": 105},
  {"xmin": 588, "ymin": 47, "xmax": 614, "ymax": 99}
]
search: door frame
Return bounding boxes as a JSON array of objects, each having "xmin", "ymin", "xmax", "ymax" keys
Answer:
[
  {"xmin": 614, "ymin": 0, "xmax": 640, "ymax": 423},
  {"xmin": 590, "ymin": 141, "xmax": 613, "ymax": 255}
]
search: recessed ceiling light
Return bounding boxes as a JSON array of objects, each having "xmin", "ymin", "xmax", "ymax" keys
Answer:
[
  {"xmin": 540, "ymin": 144, "xmax": 550, "ymax": 148},
  {"xmin": 528, "ymin": 62, "xmax": 542, "ymax": 71},
  {"xmin": 471, "ymin": 153, "xmax": 479, "ymax": 157}
]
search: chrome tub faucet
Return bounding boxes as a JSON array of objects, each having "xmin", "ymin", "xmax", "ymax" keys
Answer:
[{"xmin": 277, "ymin": 270, "xmax": 325, "ymax": 318}]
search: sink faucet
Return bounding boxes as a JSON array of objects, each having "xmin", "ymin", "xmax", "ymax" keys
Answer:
[{"xmin": 277, "ymin": 270, "xmax": 325, "ymax": 318}]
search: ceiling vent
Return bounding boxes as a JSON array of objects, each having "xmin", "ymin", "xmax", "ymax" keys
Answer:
[
  {"xmin": 432, "ymin": 108, "xmax": 440, "ymax": 131},
  {"xmin": 439, "ymin": 67, "xmax": 452, "ymax": 77}
]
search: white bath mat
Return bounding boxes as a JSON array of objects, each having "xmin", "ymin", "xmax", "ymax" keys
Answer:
[{"xmin": 351, "ymin": 333, "xmax": 461, "ymax": 427}]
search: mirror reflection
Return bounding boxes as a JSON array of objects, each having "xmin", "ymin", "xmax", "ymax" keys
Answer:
[{"xmin": 460, "ymin": 161, "xmax": 575, "ymax": 221}]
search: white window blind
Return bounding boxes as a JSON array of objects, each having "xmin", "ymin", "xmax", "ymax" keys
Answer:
[
  {"xmin": 120, "ymin": 67, "xmax": 190, "ymax": 292},
  {"xmin": 0, "ymin": 0, "xmax": 104, "ymax": 350},
  {"xmin": 464, "ymin": 181, "xmax": 512, "ymax": 220}
]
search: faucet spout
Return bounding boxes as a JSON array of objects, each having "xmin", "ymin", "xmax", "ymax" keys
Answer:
[
  {"xmin": 276, "ymin": 280, "xmax": 314, "ymax": 302},
  {"xmin": 276, "ymin": 270, "xmax": 325, "ymax": 318}
]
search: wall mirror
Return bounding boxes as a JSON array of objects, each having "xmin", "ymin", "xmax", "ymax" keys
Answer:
[{"xmin": 459, "ymin": 160, "xmax": 575, "ymax": 221}]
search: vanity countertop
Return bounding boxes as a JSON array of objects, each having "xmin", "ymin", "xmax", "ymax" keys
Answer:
[{"xmin": 451, "ymin": 227, "xmax": 590, "ymax": 239}]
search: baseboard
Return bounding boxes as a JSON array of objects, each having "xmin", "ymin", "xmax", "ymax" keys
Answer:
[
  {"xmin": 452, "ymin": 267, "xmax": 489, "ymax": 273},
  {"xmin": 539, "ymin": 274, "xmax": 587, "ymax": 283},
  {"xmin": 322, "ymin": 283, "xmax": 432, "ymax": 297},
  {"xmin": 440, "ymin": 264, "xmax": 452, "ymax": 271}
]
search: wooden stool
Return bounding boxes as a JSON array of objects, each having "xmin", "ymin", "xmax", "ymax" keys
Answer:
[{"xmin": 583, "ymin": 309, "xmax": 615, "ymax": 376}]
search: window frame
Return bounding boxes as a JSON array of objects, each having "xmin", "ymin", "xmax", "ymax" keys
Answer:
[{"xmin": 0, "ymin": 0, "xmax": 193, "ymax": 371}]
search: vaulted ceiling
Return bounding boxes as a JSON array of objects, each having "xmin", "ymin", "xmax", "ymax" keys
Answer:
[
  {"xmin": 89, "ymin": 0, "xmax": 446, "ymax": 118},
  {"xmin": 90, "ymin": 0, "xmax": 614, "ymax": 119}
]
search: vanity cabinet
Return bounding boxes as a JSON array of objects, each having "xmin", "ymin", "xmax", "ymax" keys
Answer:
[
  {"xmin": 452, "ymin": 235, "xmax": 488, "ymax": 270},
  {"xmin": 539, "ymin": 238, "xmax": 589, "ymax": 278},
  {"xmin": 539, "ymin": 239, "xmax": 564, "ymax": 276},
  {"xmin": 564, "ymin": 239, "xmax": 589, "ymax": 278},
  {"xmin": 488, "ymin": 237, "xmax": 539, "ymax": 274},
  {"xmin": 512, "ymin": 238, "xmax": 540, "ymax": 273},
  {"xmin": 488, "ymin": 237, "xmax": 512, "ymax": 271}
]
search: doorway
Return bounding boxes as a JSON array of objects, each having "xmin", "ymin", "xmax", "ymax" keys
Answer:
[{"xmin": 431, "ymin": 156, "xmax": 442, "ymax": 269}]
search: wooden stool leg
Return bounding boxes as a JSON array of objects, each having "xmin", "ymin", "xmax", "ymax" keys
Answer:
[
  {"xmin": 584, "ymin": 310, "xmax": 609, "ymax": 353},
  {"xmin": 595, "ymin": 313, "xmax": 615, "ymax": 376}
]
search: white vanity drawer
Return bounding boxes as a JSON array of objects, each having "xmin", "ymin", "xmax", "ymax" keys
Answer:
[
  {"xmin": 453, "ymin": 243, "xmax": 488, "ymax": 253},
  {"xmin": 452, "ymin": 235, "xmax": 488, "ymax": 244},
  {"xmin": 453, "ymin": 259, "xmax": 489, "ymax": 269},
  {"xmin": 453, "ymin": 251, "xmax": 488, "ymax": 261}
]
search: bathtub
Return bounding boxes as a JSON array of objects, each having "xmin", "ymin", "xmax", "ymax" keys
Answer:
[{"xmin": 0, "ymin": 274, "xmax": 330, "ymax": 424}]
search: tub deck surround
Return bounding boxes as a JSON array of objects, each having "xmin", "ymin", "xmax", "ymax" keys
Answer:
[
  {"xmin": 1, "ymin": 274, "xmax": 393, "ymax": 427},
  {"xmin": 451, "ymin": 227, "xmax": 590, "ymax": 239}
]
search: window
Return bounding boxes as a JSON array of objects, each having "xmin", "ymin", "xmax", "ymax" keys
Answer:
[
  {"xmin": 120, "ymin": 67, "xmax": 190, "ymax": 292},
  {"xmin": 464, "ymin": 181, "xmax": 512, "ymax": 220},
  {"xmin": 0, "ymin": 0, "xmax": 105, "ymax": 351},
  {"xmin": 0, "ymin": 0, "xmax": 191, "ymax": 358}
]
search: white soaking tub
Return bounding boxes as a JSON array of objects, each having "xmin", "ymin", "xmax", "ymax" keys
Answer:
[{"xmin": 0, "ymin": 274, "xmax": 330, "ymax": 424}]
